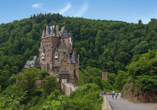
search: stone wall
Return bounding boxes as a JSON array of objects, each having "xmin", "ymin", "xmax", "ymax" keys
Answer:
[
  {"xmin": 61, "ymin": 82, "xmax": 71, "ymax": 95},
  {"xmin": 102, "ymin": 72, "xmax": 108, "ymax": 80},
  {"xmin": 105, "ymin": 95, "xmax": 112, "ymax": 110}
]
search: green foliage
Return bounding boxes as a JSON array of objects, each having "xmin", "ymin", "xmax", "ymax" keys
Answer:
[
  {"xmin": 42, "ymin": 76, "xmax": 59, "ymax": 96},
  {"xmin": 0, "ymin": 69, "xmax": 10, "ymax": 90},
  {"xmin": 38, "ymin": 70, "xmax": 50, "ymax": 79},
  {"xmin": 135, "ymin": 75, "xmax": 157, "ymax": 91},
  {"xmin": 30, "ymin": 83, "xmax": 103, "ymax": 110},
  {"xmin": 114, "ymin": 70, "xmax": 127, "ymax": 91},
  {"xmin": 0, "ymin": 90, "xmax": 26, "ymax": 110},
  {"xmin": 16, "ymin": 68, "xmax": 40, "ymax": 96},
  {"xmin": 108, "ymin": 73, "xmax": 116, "ymax": 85},
  {"xmin": 8, "ymin": 74, "xmax": 16, "ymax": 85},
  {"xmin": 78, "ymin": 67, "xmax": 113, "ymax": 91},
  {"xmin": 1, "ymin": 13, "xmax": 157, "ymax": 76},
  {"xmin": 126, "ymin": 50, "xmax": 157, "ymax": 91}
]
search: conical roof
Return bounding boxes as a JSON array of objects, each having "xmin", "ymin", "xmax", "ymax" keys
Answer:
[
  {"xmin": 68, "ymin": 32, "xmax": 72, "ymax": 37},
  {"xmin": 71, "ymin": 51, "xmax": 77, "ymax": 63},
  {"xmin": 60, "ymin": 26, "xmax": 65, "ymax": 36},
  {"xmin": 58, "ymin": 41, "xmax": 68, "ymax": 52},
  {"xmin": 47, "ymin": 26, "xmax": 50, "ymax": 34},
  {"xmin": 50, "ymin": 25, "xmax": 55, "ymax": 33},
  {"xmin": 42, "ymin": 30, "xmax": 46, "ymax": 36}
]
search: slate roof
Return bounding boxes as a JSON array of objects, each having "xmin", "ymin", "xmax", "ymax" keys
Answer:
[
  {"xmin": 50, "ymin": 25, "xmax": 55, "ymax": 33},
  {"xmin": 59, "ymin": 70, "xmax": 70, "ymax": 75},
  {"xmin": 58, "ymin": 41, "xmax": 68, "ymax": 52},
  {"xmin": 71, "ymin": 51, "xmax": 77, "ymax": 63},
  {"xmin": 68, "ymin": 32, "xmax": 72, "ymax": 37},
  {"xmin": 47, "ymin": 26, "xmax": 50, "ymax": 34},
  {"xmin": 60, "ymin": 26, "xmax": 65, "ymax": 36},
  {"xmin": 24, "ymin": 56, "xmax": 41, "ymax": 68},
  {"xmin": 59, "ymin": 31, "xmax": 61, "ymax": 36},
  {"xmin": 42, "ymin": 30, "xmax": 46, "ymax": 37}
]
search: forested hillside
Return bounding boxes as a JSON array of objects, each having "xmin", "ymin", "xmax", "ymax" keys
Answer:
[
  {"xmin": 1, "ymin": 13, "xmax": 157, "ymax": 109},
  {"xmin": 1, "ymin": 13, "xmax": 157, "ymax": 74},
  {"xmin": 1, "ymin": 13, "xmax": 157, "ymax": 90}
]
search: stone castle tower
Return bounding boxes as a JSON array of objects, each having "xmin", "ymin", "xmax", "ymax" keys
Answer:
[{"xmin": 38, "ymin": 25, "xmax": 79, "ymax": 84}]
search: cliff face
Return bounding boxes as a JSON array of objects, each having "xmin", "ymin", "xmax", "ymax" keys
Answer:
[{"xmin": 122, "ymin": 82, "xmax": 157, "ymax": 103}]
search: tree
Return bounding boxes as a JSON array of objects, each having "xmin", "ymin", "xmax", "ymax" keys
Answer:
[
  {"xmin": 0, "ymin": 70, "xmax": 10, "ymax": 90},
  {"xmin": 11, "ymin": 66, "xmax": 18, "ymax": 75},
  {"xmin": 42, "ymin": 76, "xmax": 58, "ymax": 95},
  {"xmin": 114, "ymin": 70, "xmax": 127, "ymax": 91},
  {"xmin": 108, "ymin": 73, "xmax": 116, "ymax": 85},
  {"xmin": 16, "ymin": 67, "xmax": 40, "ymax": 96},
  {"xmin": 131, "ymin": 41, "xmax": 149, "ymax": 55},
  {"xmin": 38, "ymin": 70, "xmax": 50, "ymax": 79}
]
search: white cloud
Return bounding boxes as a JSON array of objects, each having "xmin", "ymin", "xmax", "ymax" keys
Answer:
[
  {"xmin": 32, "ymin": 4, "xmax": 41, "ymax": 8},
  {"xmin": 59, "ymin": 3, "xmax": 71, "ymax": 14},
  {"xmin": 75, "ymin": 1, "xmax": 88, "ymax": 17}
]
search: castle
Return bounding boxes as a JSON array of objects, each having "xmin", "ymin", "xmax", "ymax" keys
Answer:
[{"xmin": 24, "ymin": 25, "xmax": 79, "ymax": 84}]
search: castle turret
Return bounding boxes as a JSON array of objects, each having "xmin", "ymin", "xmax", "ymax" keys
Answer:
[
  {"xmin": 56, "ymin": 25, "xmax": 59, "ymax": 37},
  {"xmin": 50, "ymin": 25, "xmax": 55, "ymax": 37},
  {"xmin": 71, "ymin": 51, "xmax": 77, "ymax": 63},
  {"xmin": 46, "ymin": 26, "xmax": 50, "ymax": 37},
  {"xmin": 42, "ymin": 30, "xmax": 46, "ymax": 38},
  {"xmin": 41, "ymin": 47, "xmax": 45, "ymax": 60}
]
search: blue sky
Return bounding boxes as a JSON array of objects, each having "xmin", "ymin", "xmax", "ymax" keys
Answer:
[{"xmin": 0, "ymin": 0, "xmax": 157, "ymax": 24}]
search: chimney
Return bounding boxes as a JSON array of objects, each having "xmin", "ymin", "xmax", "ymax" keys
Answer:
[
  {"xmin": 56, "ymin": 25, "xmax": 59, "ymax": 37},
  {"xmin": 46, "ymin": 26, "xmax": 48, "ymax": 34}
]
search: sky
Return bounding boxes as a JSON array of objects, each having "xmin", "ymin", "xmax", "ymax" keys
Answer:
[{"xmin": 0, "ymin": 0, "xmax": 157, "ymax": 24}]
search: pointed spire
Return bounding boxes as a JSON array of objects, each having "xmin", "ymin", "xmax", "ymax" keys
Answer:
[
  {"xmin": 58, "ymin": 41, "xmax": 68, "ymax": 52},
  {"xmin": 71, "ymin": 51, "xmax": 77, "ymax": 63},
  {"xmin": 42, "ymin": 30, "xmax": 46, "ymax": 38},
  {"xmin": 50, "ymin": 25, "xmax": 55, "ymax": 33}
]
